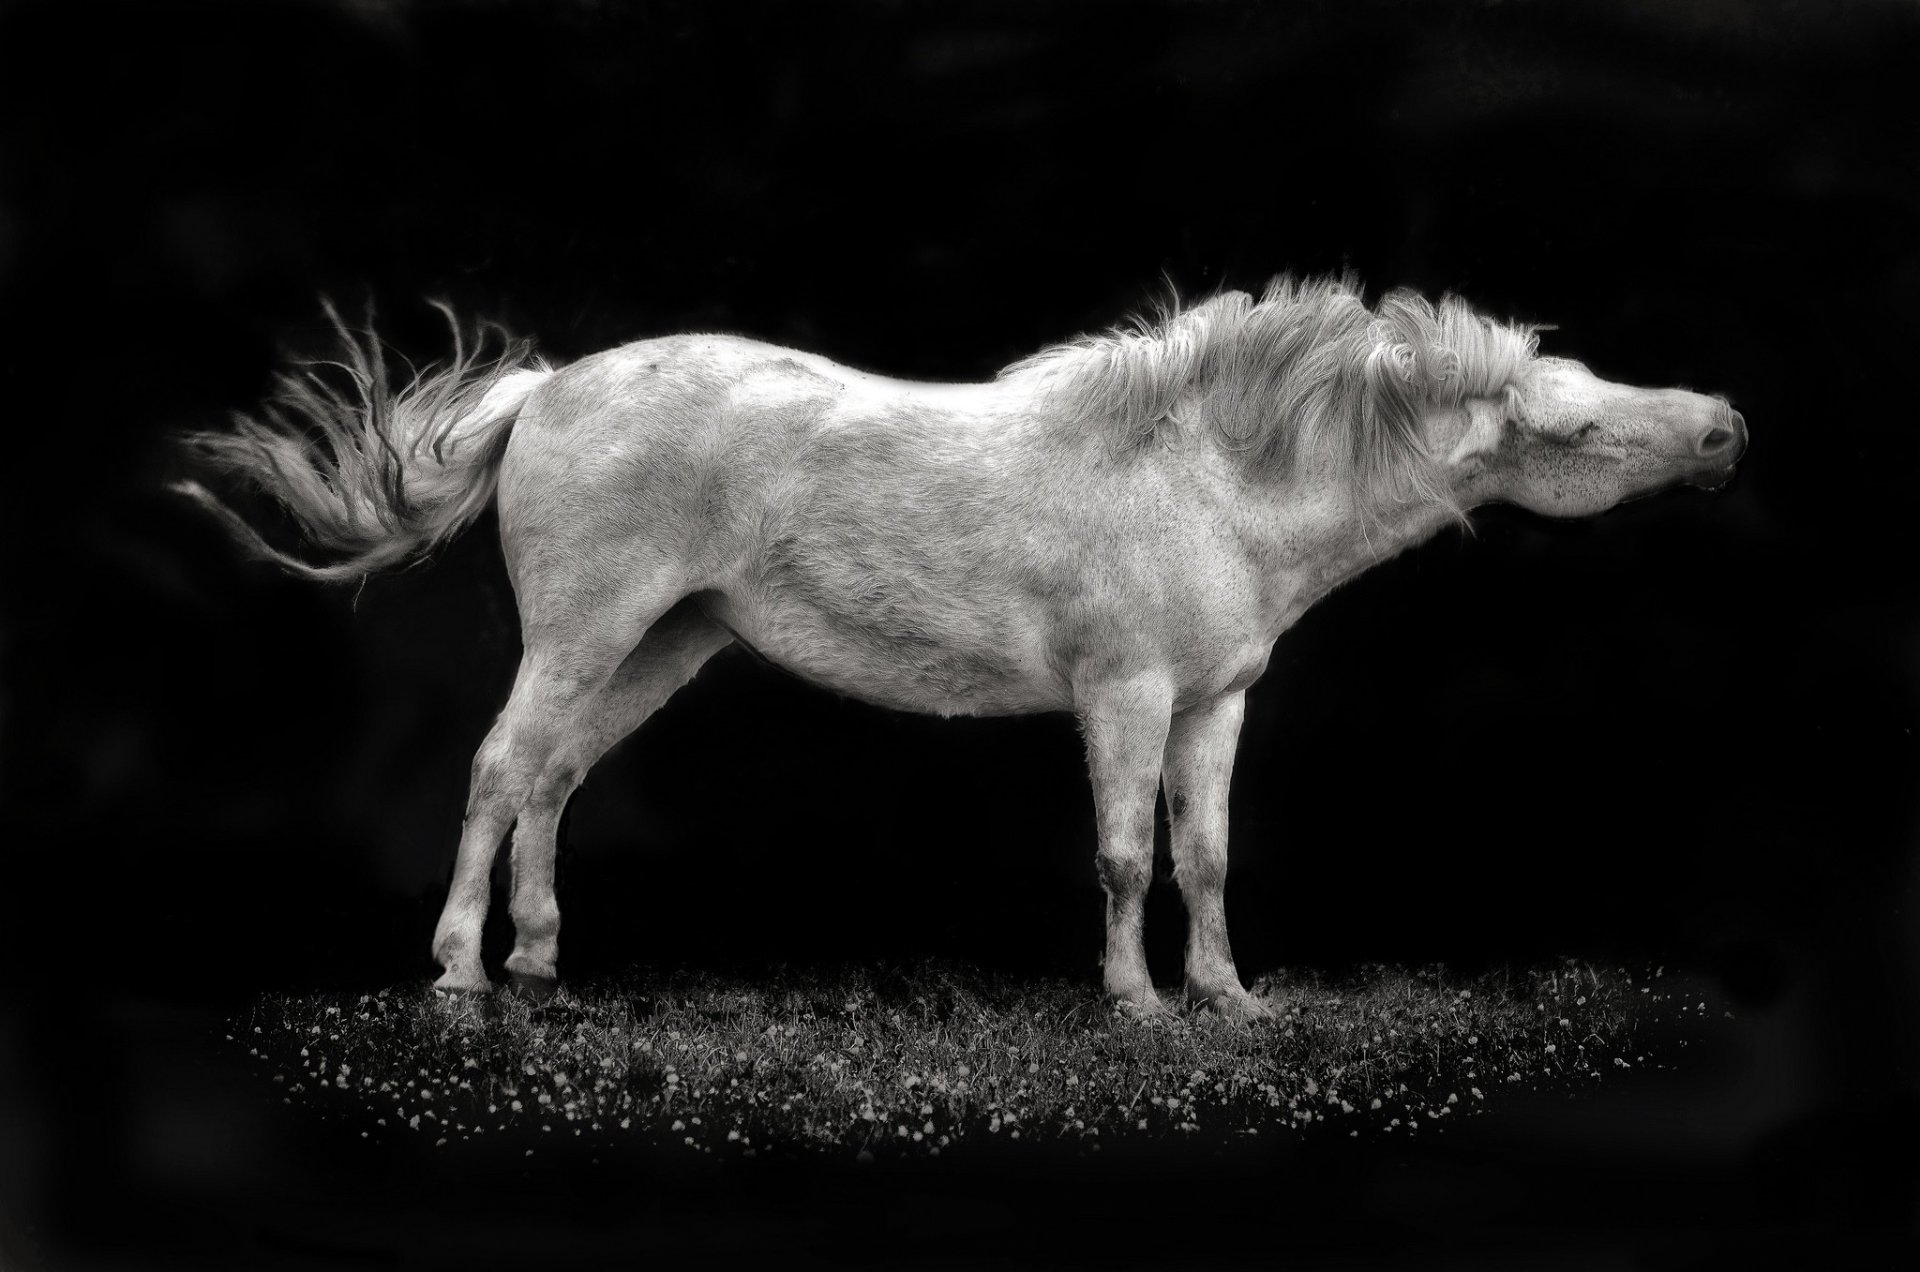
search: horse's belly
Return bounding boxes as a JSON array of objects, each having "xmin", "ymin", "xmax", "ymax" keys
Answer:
[{"xmin": 712, "ymin": 592, "xmax": 1067, "ymax": 718}]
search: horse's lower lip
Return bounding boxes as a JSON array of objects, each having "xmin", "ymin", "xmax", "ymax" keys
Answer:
[{"xmin": 1689, "ymin": 464, "xmax": 1737, "ymax": 492}]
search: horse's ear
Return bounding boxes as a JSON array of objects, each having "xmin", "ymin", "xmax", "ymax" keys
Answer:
[{"xmin": 1447, "ymin": 398, "xmax": 1508, "ymax": 467}]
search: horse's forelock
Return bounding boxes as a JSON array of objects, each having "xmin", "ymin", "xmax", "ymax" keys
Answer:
[{"xmin": 1004, "ymin": 274, "xmax": 1540, "ymax": 510}]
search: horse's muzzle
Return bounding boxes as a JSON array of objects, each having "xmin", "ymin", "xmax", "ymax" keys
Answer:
[
  {"xmin": 1687, "ymin": 464, "xmax": 1738, "ymax": 493},
  {"xmin": 1684, "ymin": 408, "xmax": 1746, "ymax": 490}
]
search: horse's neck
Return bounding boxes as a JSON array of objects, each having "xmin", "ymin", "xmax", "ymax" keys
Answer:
[
  {"xmin": 1225, "ymin": 451, "xmax": 1471, "ymax": 643},
  {"xmin": 1312, "ymin": 409, "xmax": 1509, "ymax": 576},
  {"xmin": 1270, "ymin": 410, "xmax": 1510, "ymax": 616},
  {"xmin": 1302, "ymin": 483, "xmax": 1459, "ymax": 584}
]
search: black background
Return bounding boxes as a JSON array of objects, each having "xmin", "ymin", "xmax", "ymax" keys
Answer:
[{"xmin": 2, "ymin": 0, "xmax": 1917, "ymax": 1267}]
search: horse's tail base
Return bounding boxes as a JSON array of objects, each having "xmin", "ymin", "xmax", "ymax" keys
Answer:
[{"xmin": 174, "ymin": 300, "xmax": 551, "ymax": 582}]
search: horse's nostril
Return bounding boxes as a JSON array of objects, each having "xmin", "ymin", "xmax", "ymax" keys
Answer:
[{"xmin": 1698, "ymin": 426, "xmax": 1735, "ymax": 456}]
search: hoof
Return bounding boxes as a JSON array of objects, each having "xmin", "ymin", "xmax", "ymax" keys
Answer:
[
  {"xmin": 433, "ymin": 970, "xmax": 494, "ymax": 996},
  {"xmin": 1187, "ymin": 984, "xmax": 1270, "ymax": 1022},
  {"xmin": 507, "ymin": 971, "xmax": 560, "ymax": 1002},
  {"xmin": 1110, "ymin": 988, "xmax": 1172, "ymax": 1020}
]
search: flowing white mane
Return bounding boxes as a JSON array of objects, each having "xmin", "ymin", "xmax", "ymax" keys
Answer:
[{"xmin": 1000, "ymin": 273, "xmax": 1541, "ymax": 507}]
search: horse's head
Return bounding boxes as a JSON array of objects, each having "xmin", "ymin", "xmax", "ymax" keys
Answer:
[{"xmin": 1453, "ymin": 356, "xmax": 1746, "ymax": 517}]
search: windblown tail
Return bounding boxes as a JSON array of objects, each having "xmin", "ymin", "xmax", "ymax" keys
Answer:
[{"xmin": 173, "ymin": 301, "xmax": 552, "ymax": 582}]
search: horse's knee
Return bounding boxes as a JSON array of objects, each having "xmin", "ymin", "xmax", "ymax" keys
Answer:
[
  {"xmin": 1095, "ymin": 847, "xmax": 1150, "ymax": 899},
  {"xmin": 1172, "ymin": 838, "xmax": 1228, "ymax": 894}
]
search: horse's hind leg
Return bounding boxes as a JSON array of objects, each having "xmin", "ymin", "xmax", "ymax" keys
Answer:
[
  {"xmin": 431, "ymin": 713, "xmax": 518, "ymax": 992},
  {"xmin": 1162, "ymin": 690, "xmax": 1265, "ymax": 1019},
  {"xmin": 431, "ymin": 648, "xmax": 636, "ymax": 992},
  {"xmin": 501, "ymin": 600, "xmax": 734, "ymax": 993},
  {"xmin": 430, "ymin": 577, "xmax": 693, "ymax": 992}
]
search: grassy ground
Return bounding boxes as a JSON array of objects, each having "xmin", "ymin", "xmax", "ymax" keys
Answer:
[{"xmin": 234, "ymin": 960, "xmax": 1725, "ymax": 1162}]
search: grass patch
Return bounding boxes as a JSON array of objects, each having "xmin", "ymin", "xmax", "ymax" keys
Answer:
[{"xmin": 234, "ymin": 960, "xmax": 1720, "ymax": 1161}]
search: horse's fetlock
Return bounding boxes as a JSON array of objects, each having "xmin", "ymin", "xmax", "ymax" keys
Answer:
[
  {"xmin": 509, "ymin": 896, "xmax": 561, "ymax": 939},
  {"xmin": 431, "ymin": 917, "xmax": 474, "ymax": 962}
]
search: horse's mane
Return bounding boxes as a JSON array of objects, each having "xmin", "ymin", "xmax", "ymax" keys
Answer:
[{"xmin": 999, "ymin": 273, "xmax": 1540, "ymax": 509}]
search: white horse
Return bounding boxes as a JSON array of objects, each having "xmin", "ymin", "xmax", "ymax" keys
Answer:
[{"xmin": 177, "ymin": 275, "xmax": 1745, "ymax": 1018}]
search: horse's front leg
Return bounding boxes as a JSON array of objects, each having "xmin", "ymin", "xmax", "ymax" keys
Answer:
[
  {"xmin": 1162, "ymin": 690, "xmax": 1266, "ymax": 1019},
  {"xmin": 1077, "ymin": 670, "xmax": 1175, "ymax": 1016}
]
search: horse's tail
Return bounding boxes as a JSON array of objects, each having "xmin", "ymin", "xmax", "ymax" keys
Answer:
[{"xmin": 173, "ymin": 301, "xmax": 553, "ymax": 583}]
